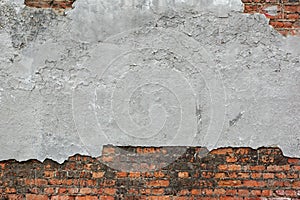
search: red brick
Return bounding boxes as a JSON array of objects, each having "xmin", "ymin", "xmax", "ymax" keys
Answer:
[
  {"xmin": 67, "ymin": 188, "xmax": 79, "ymax": 194},
  {"xmin": 227, "ymin": 164, "xmax": 241, "ymax": 171},
  {"xmin": 251, "ymin": 172, "xmax": 261, "ymax": 179},
  {"xmin": 99, "ymin": 196, "xmax": 114, "ymax": 200},
  {"xmin": 226, "ymin": 189, "xmax": 237, "ymax": 195},
  {"xmin": 275, "ymin": 189, "xmax": 285, "ymax": 196},
  {"xmin": 44, "ymin": 188, "xmax": 55, "ymax": 194},
  {"xmin": 178, "ymin": 189, "xmax": 189, "ymax": 195},
  {"xmin": 251, "ymin": 190, "xmax": 261, "ymax": 196},
  {"xmin": 275, "ymin": 172, "xmax": 287, "ymax": 179},
  {"xmin": 288, "ymin": 158, "xmax": 300, "ymax": 164},
  {"xmin": 7, "ymin": 194, "xmax": 23, "ymax": 200},
  {"xmin": 154, "ymin": 171, "xmax": 165, "ymax": 178},
  {"xmin": 44, "ymin": 171, "xmax": 55, "ymax": 178},
  {"xmin": 116, "ymin": 171, "xmax": 127, "ymax": 178},
  {"xmin": 238, "ymin": 172, "xmax": 250, "ymax": 178},
  {"xmin": 293, "ymin": 181, "xmax": 300, "ymax": 188},
  {"xmin": 147, "ymin": 196, "xmax": 170, "ymax": 200},
  {"xmin": 26, "ymin": 194, "xmax": 48, "ymax": 200},
  {"xmin": 238, "ymin": 189, "xmax": 249, "ymax": 196},
  {"xmin": 58, "ymin": 187, "xmax": 67, "ymax": 194},
  {"xmin": 214, "ymin": 188, "xmax": 226, "ymax": 195},
  {"xmin": 203, "ymin": 189, "xmax": 213, "ymax": 195},
  {"xmin": 263, "ymin": 173, "xmax": 274, "ymax": 179},
  {"xmin": 0, "ymin": 163, "xmax": 5, "ymax": 169},
  {"xmin": 75, "ymin": 197, "xmax": 98, "ymax": 200},
  {"xmin": 218, "ymin": 180, "xmax": 242, "ymax": 187},
  {"xmin": 267, "ymin": 165, "xmax": 290, "ymax": 171},
  {"xmin": 152, "ymin": 188, "xmax": 165, "ymax": 195},
  {"xmin": 103, "ymin": 188, "xmax": 116, "ymax": 195},
  {"xmin": 218, "ymin": 165, "xmax": 228, "ymax": 170},
  {"xmin": 210, "ymin": 148, "xmax": 233, "ymax": 155},
  {"xmin": 191, "ymin": 189, "xmax": 202, "ymax": 195},
  {"xmin": 92, "ymin": 171, "xmax": 104, "ymax": 178},
  {"xmin": 249, "ymin": 165, "xmax": 265, "ymax": 171},
  {"xmin": 293, "ymin": 165, "xmax": 300, "ymax": 170},
  {"xmin": 215, "ymin": 172, "xmax": 226, "ymax": 179},
  {"xmin": 285, "ymin": 189, "xmax": 297, "ymax": 197},
  {"xmin": 51, "ymin": 196, "xmax": 75, "ymax": 200},
  {"xmin": 178, "ymin": 172, "xmax": 189, "ymax": 178},
  {"xmin": 235, "ymin": 148, "xmax": 251, "ymax": 155},
  {"xmin": 284, "ymin": 5, "xmax": 300, "ymax": 12},
  {"xmin": 226, "ymin": 156, "xmax": 238, "ymax": 162},
  {"xmin": 129, "ymin": 172, "xmax": 141, "ymax": 178},
  {"xmin": 5, "ymin": 188, "xmax": 16, "ymax": 194},
  {"xmin": 243, "ymin": 180, "xmax": 266, "ymax": 187},
  {"xmin": 147, "ymin": 180, "xmax": 169, "ymax": 187},
  {"xmin": 261, "ymin": 190, "xmax": 272, "ymax": 197},
  {"xmin": 79, "ymin": 188, "xmax": 92, "ymax": 194}
]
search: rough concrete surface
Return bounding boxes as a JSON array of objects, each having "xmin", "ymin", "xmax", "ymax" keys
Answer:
[{"xmin": 0, "ymin": 0, "xmax": 299, "ymax": 163}]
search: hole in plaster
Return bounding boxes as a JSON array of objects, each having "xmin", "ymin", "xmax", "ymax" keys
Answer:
[{"xmin": 241, "ymin": 0, "xmax": 300, "ymax": 36}]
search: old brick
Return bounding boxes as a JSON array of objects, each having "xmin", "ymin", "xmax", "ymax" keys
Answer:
[
  {"xmin": 79, "ymin": 188, "xmax": 92, "ymax": 194},
  {"xmin": 147, "ymin": 180, "xmax": 169, "ymax": 187},
  {"xmin": 249, "ymin": 165, "xmax": 265, "ymax": 171},
  {"xmin": 263, "ymin": 173, "xmax": 274, "ymax": 179},
  {"xmin": 129, "ymin": 172, "xmax": 141, "ymax": 178},
  {"xmin": 7, "ymin": 194, "xmax": 23, "ymax": 200},
  {"xmin": 261, "ymin": 189, "xmax": 272, "ymax": 196},
  {"xmin": 178, "ymin": 172, "xmax": 189, "ymax": 178},
  {"xmin": 92, "ymin": 171, "xmax": 104, "ymax": 178},
  {"xmin": 243, "ymin": 180, "xmax": 266, "ymax": 187},
  {"xmin": 285, "ymin": 189, "xmax": 297, "ymax": 197},
  {"xmin": 154, "ymin": 171, "xmax": 165, "ymax": 178},
  {"xmin": 116, "ymin": 171, "xmax": 127, "ymax": 178},
  {"xmin": 267, "ymin": 165, "xmax": 290, "ymax": 171},
  {"xmin": 227, "ymin": 164, "xmax": 241, "ymax": 171},
  {"xmin": 103, "ymin": 188, "xmax": 116, "ymax": 195},
  {"xmin": 44, "ymin": 187, "xmax": 55, "ymax": 194},
  {"xmin": 51, "ymin": 196, "xmax": 75, "ymax": 200},
  {"xmin": 75, "ymin": 196, "xmax": 98, "ymax": 200},
  {"xmin": 210, "ymin": 148, "xmax": 233, "ymax": 155},
  {"xmin": 215, "ymin": 172, "xmax": 226, "ymax": 179},
  {"xmin": 26, "ymin": 194, "xmax": 48, "ymax": 200},
  {"xmin": 238, "ymin": 189, "xmax": 249, "ymax": 196},
  {"xmin": 218, "ymin": 180, "xmax": 242, "ymax": 187}
]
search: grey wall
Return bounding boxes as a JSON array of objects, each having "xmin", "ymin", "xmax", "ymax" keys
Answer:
[{"xmin": 0, "ymin": 0, "xmax": 299, "ymax": 163}]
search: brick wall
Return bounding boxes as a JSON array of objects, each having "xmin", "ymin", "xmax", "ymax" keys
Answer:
[
  {"xmin": 1, "ymin": 146, "xmax": 300, "ymax": 199},
  {"xmin": 242, "ymin": 0, "xmax": 300, "ymax": 36},
  {"xmin": 24, "ymin": 0, "xmax": 76, "ymax": 10}
]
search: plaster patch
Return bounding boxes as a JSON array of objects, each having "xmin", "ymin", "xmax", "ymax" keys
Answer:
[{"xmin": 0, "ymin": 0, "xmax": 299, "ymax": 163}]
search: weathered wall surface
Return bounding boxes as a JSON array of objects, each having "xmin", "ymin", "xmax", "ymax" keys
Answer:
[{"xmin": 0, "ymin": 0, "xmax": 299, "ymax": 163}]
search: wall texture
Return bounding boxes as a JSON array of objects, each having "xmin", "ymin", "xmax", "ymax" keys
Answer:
[
  {"xmin": 1, "ymin": 146, "xmax": 300, "ymax": 199},
  {"xmin": 0, "ymin": 0, "xmax": 300, "ymax": 199}
]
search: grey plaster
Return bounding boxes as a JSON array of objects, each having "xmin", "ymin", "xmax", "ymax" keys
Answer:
[{"xmin": 0, "ymin": 0, "xmax": 299, "ymax": 164}]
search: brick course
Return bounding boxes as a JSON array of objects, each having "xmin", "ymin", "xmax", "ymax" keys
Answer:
[{"xmin": 0, "ymin": 146, "xmax": 300, "ymax": 199}]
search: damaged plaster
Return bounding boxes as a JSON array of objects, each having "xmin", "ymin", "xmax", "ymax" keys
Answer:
[{"xmin": 0, "ymin": 0, "xmax": 299, "ymax": 163}]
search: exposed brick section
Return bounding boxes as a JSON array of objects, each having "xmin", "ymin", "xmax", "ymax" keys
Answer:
[
  {"xmin": 0, "ymin": 146, "xmax": 300, "ymax": 199},
  {"xmin": 24, "ymin": 0, "xmax": 76, "ymax": 10},
  {"xmin": 242, "ymin": 0, "xmax": 300, "ymax": 36}
]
